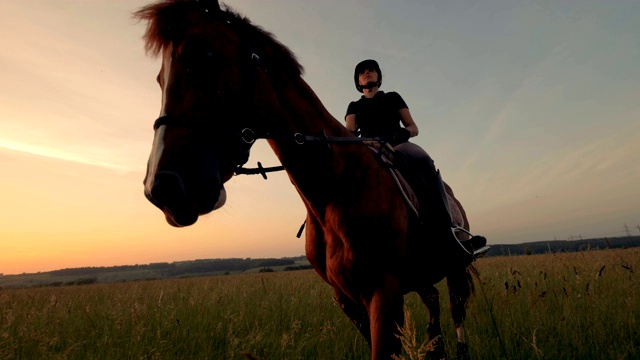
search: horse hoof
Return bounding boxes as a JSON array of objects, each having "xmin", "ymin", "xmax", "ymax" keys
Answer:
[{"xmin": 456, "ymin": 342, "xmax": 471, "ymax": 360}]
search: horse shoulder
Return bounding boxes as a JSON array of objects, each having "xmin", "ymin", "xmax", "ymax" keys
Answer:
[{"xmin": 304, "ymin": 213, "xmax": 330, "ymax": 283}]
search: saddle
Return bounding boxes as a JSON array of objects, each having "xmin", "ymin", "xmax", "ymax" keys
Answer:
[
  {"xmin": 369, "ymin": 144, "xmax": 466, "ymax": 230},
  {"xmin": 368, "ymin": 142, "xmax": 490, "ymax": 259}
]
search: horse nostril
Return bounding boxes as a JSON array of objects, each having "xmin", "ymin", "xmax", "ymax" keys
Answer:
[{"xmin": 149, "ymin": 171, "xmax": 186, "ymax": 208}]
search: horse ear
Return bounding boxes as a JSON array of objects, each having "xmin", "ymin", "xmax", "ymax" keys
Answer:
[{"xmin": 200, "ymin": 0, "xmax": 221, "ymax": 12}]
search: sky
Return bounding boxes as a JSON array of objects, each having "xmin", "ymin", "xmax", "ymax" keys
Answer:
[{"xmin": 1, "ymin": 0, "xmax": 639, "ymax": 275}]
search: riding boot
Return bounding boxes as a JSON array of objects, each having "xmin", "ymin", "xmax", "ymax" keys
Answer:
[{"xmin": 415, "ymin": 165, "xmax": 473, "ymax": 270}]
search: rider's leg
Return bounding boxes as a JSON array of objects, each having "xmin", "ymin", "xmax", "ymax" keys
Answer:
[{"xmin": 394, "ymin": 142, "xmax": 486, "ymax": 267}]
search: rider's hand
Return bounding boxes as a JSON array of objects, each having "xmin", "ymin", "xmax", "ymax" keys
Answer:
[{"xmin": 392, "ymin": 128, "xmax": 411, "ymax": 144}]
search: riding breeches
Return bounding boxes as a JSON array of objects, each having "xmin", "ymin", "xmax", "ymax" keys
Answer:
[{"xmin": 393, "ymin": 142, "xmax": 436, "ymax": 171}]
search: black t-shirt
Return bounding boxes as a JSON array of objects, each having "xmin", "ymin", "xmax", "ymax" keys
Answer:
[{"xmin": 345, "ymin": 91, "xmax": 408, "ymax": 138}]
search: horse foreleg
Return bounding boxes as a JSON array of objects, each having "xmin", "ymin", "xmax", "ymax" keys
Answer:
[
  {"xmin": 335, "ymin": 290, "xmax": 372, "ymax": 347},
  {"xmin": 417, "ymin": 286, "xmax": 447, "ymax": 360},
  {"xmin": 365, "ymin": 276, "xmax": 404, "ymax": 360}
]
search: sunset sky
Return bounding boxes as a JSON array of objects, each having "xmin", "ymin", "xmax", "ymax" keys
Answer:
[{"xmin": 1, "ymin": 0, "xmax": 639, "ymax": 275}]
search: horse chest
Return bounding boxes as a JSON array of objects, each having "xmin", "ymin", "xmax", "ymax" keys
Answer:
[{"xmin": 325, "ymin": 237, "xmax": 397, "ymax": 297}]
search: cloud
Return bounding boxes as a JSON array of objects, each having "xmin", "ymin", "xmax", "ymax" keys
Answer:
[{"xmin": 0, "ymin": 138, "xmax": 136, "ymax": 172}]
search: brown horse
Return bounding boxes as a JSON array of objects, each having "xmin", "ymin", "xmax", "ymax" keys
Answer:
[{"xmin": 136, "ymin": 1, "xmax": 484, "ymax": 358}]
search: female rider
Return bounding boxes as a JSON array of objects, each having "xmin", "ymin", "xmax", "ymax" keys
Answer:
[{"xmin": 345, "ymin": 59, "xmax": 486, "ymax": 268}]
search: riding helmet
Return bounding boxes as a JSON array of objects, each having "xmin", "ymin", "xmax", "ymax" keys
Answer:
[{"xmin": 354, "ymin": 59, "xmax": 382, "ymax": 92}]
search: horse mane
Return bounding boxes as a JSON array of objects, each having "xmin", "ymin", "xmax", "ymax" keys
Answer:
[{"xmin": 133, "ymin": 0, "xmax": 304, "ymax": 77}]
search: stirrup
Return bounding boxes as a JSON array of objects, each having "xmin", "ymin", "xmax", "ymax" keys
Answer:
[{"xmin": 452, "ymin": 226, "xmax": 491, "ymax": 259}]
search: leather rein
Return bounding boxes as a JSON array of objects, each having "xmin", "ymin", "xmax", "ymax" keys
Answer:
[{"xmin": 235, "ymin": 128, "xmax": 395, "ymax": 179}]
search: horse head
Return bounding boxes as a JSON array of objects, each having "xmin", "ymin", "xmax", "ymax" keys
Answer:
[{"xmin": 136, "ymin": 0, "xmax": 302, "ymax": 226}]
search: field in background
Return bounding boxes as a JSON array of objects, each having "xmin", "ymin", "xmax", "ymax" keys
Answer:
[{"xmin": 1, "ymin": 248, "xmax": 638, "ymax": 359}]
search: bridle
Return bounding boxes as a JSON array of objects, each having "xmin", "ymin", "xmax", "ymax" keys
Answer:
[
  {"xmin": 150, "ymin": 13, "xmax": 266, "ymax": 173},
  {"xmin": 150, "ymin": 9, "xmax": 394, "ymax": 179}
]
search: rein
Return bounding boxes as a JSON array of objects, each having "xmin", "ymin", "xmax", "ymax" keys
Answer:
[
  {"xmin": 235, "ymin": 129, "xmax": 396, "ymax": 179},
  {"xmin": 153, "ymin": 122, "xmax": 395, "ymax": 180},
  {"xmin": 239, "ymin": 128, "xmax": 392, "ymax": 146}
]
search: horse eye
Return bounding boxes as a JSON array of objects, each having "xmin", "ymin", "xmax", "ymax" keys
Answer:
[
  {"xmin": 179, "ymin": 40, "xmax": 216, "ymax": 66},
  {"xmin": 204, "ymin": 50, "xmax": 215, "ymax": 59}
]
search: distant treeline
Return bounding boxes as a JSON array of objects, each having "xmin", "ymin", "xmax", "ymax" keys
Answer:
[
  {"xmin": 48, "ymin": 257, "xmax": 304, "ymax": 277},
  {"xmin": 486, "ymin": 236, "xmax": 640, "ymax": 257},
  {"xmin": 6, "ymin": 237, "xmax": 640, "ymax": 288}
]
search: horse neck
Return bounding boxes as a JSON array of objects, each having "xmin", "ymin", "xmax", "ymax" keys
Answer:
[
  {"xmin": 266, "ymin": 78, "xmax": 375, "ymax": 213},
  {"xmin": 269, "ymin": 78, "xmax": 341, "ymax": 135}
]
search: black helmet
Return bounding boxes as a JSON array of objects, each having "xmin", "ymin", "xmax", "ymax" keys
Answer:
[{"xmin": 354, "ymin": 59, "xmax": 382, "ymax": 93}]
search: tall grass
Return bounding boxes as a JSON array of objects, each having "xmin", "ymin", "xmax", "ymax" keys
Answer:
[
  {"xmin": 0, "ymin": 272, "xmax": 369, "ymax": 359},
  {"xmin": 1, "ymin": 248, "xmax": 638, "ymax": 359},
  {"xmin": 461, "ymin": 248, "xmax": 640, "ymax": 360}
]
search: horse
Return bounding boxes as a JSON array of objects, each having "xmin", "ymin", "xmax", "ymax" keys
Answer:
[{"xmin": 136, "ymin": 1, "xmax": 483, "ymax": 358}]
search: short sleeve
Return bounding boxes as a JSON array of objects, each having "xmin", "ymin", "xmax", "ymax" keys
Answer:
[
  {"xmin": 345, "ymin": 101, "xmax": 359, "ymax": 119},
  {"xmin": 386, "ymin": 92, "xmax": 408, "ymax": 110}
]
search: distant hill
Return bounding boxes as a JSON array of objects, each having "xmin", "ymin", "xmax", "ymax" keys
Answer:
[
  {"xmin": 46, "ymin": 256, "xmax": 305, "ymax": 278},
  {"xmin": 485, "ymin": 236, "xmax": 640, "ymax": 256},
  {"xmin": 1, "ymin": 237, "xmax": 639, "ymax": 289},
  {"xmin": 0, "ymin": 256, "xmax": 310, "ymax": 289}
]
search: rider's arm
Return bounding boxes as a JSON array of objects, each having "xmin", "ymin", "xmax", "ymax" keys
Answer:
[
  {"xmin": 345, "ymin": 114, "xmax": 357, "ymax": 132},
  {"xmin": 399, "ymin": 108, "xmax": 419, "ymax": 137}
]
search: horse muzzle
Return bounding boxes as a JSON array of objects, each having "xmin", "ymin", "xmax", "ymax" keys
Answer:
[
  {"xmin": 143, "ymin": 118, "xmax": 249, "ymax": 227},
  {"xmin": 144, "ymin": 171, "xmax": 227, "ymax": 228}
]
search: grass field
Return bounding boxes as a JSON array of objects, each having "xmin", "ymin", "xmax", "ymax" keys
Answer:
[{"xmin": 1, "ymin": 248, "xmax": 638, "ymax": 359}]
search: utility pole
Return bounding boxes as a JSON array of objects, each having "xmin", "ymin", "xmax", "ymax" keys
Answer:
[
  {"xmin": 624, "ymin": 223, "xmax": 632, "ymax": 237},
  {"xmin": 636, "ymin": 225, "xmax": 640, "ymax": 234}
]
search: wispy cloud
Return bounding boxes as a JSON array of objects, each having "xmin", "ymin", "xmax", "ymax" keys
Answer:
[
  {"xmin": 0, "ymin": 138, "xmax": 138, "ymax": 173},
  {"xmin": 453, "ymin": 108, "xmax": 640, "ymax": 204}
]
